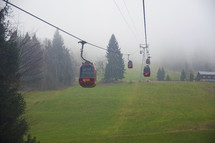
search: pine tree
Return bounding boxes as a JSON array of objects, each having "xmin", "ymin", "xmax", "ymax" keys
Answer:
[
  {"xmin": 180, "ymin": 69, "xmax": 186, "ymax": 81},
  {"xmin": 157, "ymin": 68, "xmax": 161, "ymax": 81},
  {"xmin": 157, "ymin": 67, "xmax": 165, "ymax": 81},
  {"xmin": 43, "ymin": 30, "xmax": 75, "ymax": 89},
  {"xmin": 166, "ymin": 74, "xmax": 171, "ymax": 81},
  {"xmin": 43, "ymin": 39, "xmax": 55, "ymax": 89},
  {"xmin": 95, "ymin": 58, "xmax": 105, "ymax": 81},
  {"xmin": 161, "ymin": 67, "xmax": 165, "ymax": 81},
  {"xmin": 17, "ymin": 33, "xmax": 43, "ymax": 90},
  {"xmin": 0, "ymin": 6, "xmax": 27, "ymax": 142},
  {"xmin": 189, "ymin": 72, "xmax": 194, "ymax": 81},
  {"xmin": 104, "ymin": 34, "xmax": 125, "ymax": 81}
]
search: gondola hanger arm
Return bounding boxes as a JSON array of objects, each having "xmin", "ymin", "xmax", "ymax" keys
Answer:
[{"xmin": 78, "ymin": 41, "xmax": 91, "ymax": 63}]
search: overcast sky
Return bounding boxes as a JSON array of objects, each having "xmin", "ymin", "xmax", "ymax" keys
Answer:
[{"xmin": 1, "ymin": 0, "xmax": 215, "ymax": 67}]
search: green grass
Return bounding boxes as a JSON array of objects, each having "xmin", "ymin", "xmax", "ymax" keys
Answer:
[
  {"xmin": 123, "ymin": 67, "xmax": 182, "ymax": 82},
  {"xmin": 124, "ymin": 67, "xmax": 157, "ymax": 82},
  {"xmin": 24, "ymin": 82, "xmax": 215, "ymax": 143}
]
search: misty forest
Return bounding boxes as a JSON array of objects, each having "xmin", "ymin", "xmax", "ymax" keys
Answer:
[{"xmin": 0, "ymin": 0, "xmax": 215, "ymax": 143}]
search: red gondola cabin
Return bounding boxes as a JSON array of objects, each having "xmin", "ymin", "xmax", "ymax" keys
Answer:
[
  {"xmin": 146, "ymin": 58, "xmax": 150, "ymax": 64},
  {"xmin": 79, "ymin": 62, "xmax": 96, "ymax": 88},
  {"xmin": 143, "ymin": 65, "xmax": 150, "ymax": 77},
  {"xmin": 128, "ymin": 60, "xmax": 133, "ymax": 68}
]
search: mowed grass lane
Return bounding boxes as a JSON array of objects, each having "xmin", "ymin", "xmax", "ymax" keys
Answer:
[{"xmin": 24, "ymin": 82, "xmax": 215, "ymax": 143}]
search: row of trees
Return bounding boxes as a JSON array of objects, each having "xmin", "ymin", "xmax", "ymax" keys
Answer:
[
  {"xmin": 17, "ymin": 32, "xmax": 126, "ymax": 89},
  {"xmin": 156, "ymin": 67, "xmax": 171, "ymax": 81},
  {"xmin": 156, "ymin": 67, "xmax": 166, "ymax": 81},
  {"xmin": 42, "ymin": 31, "xmax": 75, "ymax": 89},
  {"xmin": 0, "ymin": 5, "xmax": 78, "ymax": 142},
  {"xmin": 16, "ymin": 32, "xmax": 43, "ymax": 89},
  {"xmin": 180, "ymin": 69, "xmax": 194, "ymax": 81},
  {"xmin": 156, "ymin": 67, "xmax": 195, "ymax": 81},
  {"xmin": 16, "ymin": 30, "xmax": 76, "ymax": 90}
]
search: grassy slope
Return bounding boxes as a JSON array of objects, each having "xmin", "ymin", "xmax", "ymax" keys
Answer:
[
  {"xmin": 24, "ymin": 82, "xmax": 215, "ymax": 143},
  {"xmin": 123, "ymin": 67, "xmax": 181, "ymax": 82}
]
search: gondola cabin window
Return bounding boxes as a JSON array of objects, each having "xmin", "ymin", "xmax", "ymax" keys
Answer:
[
  {"xmin": 80, "ymin": 65, "xmax": 94, "ymax": 77},
  {"xmin": 128, "ymin": 60, "xmax": 133, "ymax": 68},
  {"xmin": 146, "ymin": 58, "xmax": 150, "ymax": 64},
  {"xmin": 144, "ymin": 65, "xmax": 151, "ymax": 77}
]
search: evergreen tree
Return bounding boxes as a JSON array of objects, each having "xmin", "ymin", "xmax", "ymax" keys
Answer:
[
  {"xmin": 161, "ymin": 67, "xmax": 165, "ymax": 81},
  {"xmin": 0, "ymin": 6, "xmax": 27, "ymax": 143},
  {"xmin": 166, "ymin": 74, "xmax": 171, "ymax": 81},
  {"xmin": 180, "ymin": 69, "xmax": 186, "ymax": 81},
  {"xmin": 189, "ymin": 72, "xmax": 194, "ymax": 81},
  {"xmin": 17, "ymin": 33, "xmax": 43, "ymax": 90},
  {"xmin": 43, "ymin": 30, "xmax": 75, "ymax": 89},
  {"xmin": 157, "ymin": 68, "xmax": 161, "ymax": 81},
  {"xmin": 95, "ymin": 58, "xmax": 105, "ymax": 81},
  {"xmin": 43, "ymin": 39, "xmax": 55, "ymax": 89},
  {"xmin": 104, "ymin": 34, "xmax": 125, "ymax": 81},
  {"xmin": 24, "ymin": 134, "xmax": 40, "ymax": 143},
  {"xmin": 157, "ymin": 67, "xmax": 165, "ymax": 81}
]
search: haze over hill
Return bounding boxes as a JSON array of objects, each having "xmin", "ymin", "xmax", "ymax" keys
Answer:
[{"xmin": 1, "ymin": 0, "xmax": 215, "ymax": 70}]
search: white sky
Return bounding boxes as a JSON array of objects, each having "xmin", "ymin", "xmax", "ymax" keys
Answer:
[{"xmin": 1, "ymin": 0, "xmax": 215, "ymax": 67}]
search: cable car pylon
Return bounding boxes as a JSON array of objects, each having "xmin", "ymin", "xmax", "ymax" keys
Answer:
[{"xmin": 140, "ymin": 0, "xmax": 151, "ymax": 81}]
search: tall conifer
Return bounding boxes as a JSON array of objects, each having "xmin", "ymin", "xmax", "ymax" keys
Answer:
[
  {"xmin": 43, "ymin": 30, "xmax": 75, "ymax": 89},
  {"xmin": 180, "ymin": 69, "xmax": 186, "ymax": 81},
  {"xmin": 104, "ymin": 34, "xmax": 125, "ymax": 81},
  {"xmin": 0, "ymin": 6, "xmax": 27, "ymax": 143}
]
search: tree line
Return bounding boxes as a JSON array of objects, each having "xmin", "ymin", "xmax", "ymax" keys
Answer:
[
  {"xmin": 16, "ymin": 30, "xmax": 77, "ymax": 91},
  {"xmin": 0, "ymin": 6, "xmax": 78, "ymax": 142},
  {"xmin": 156, "ymin": 67, "xmax": 195, "ymax": 81},
  {"xmin": 17, "ymin": 32, "xmax": 126, "ymax": 90},
  {"xmin": 17, "ymin": 32, "xmax": 126, "ymax": 89}
]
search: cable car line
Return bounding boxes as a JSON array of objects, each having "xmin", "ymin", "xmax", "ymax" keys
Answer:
[
  {"xmin": 3, "ymin": 0, "xmax": 134, "ymax": 57},
  {"xmin": 2, "ymin": 0, "xmax": 83, "ymax": 41},
  {"xmin": 122, "ymin": 0, "xmax": 141, "ymax": 40},
  {"xmin": 3, "ymin": 0, "xmax": 153, "ymax": 87},
  {"xmin": 112, "ymin": 0, "xmax": 140, "ymax": 43}
]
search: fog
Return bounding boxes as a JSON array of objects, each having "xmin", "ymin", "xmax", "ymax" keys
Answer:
[{"xmin": 2, "ymin": 0, "xmax": 215, "ymax": 70}]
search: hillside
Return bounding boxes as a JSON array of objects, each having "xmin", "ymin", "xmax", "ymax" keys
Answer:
[{"xmin": 24, "ymin": 82, "xmax": 215, "ymax": 143}]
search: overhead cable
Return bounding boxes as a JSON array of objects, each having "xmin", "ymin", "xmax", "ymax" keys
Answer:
[
  {"xmin": 122, "ymin": 0, "xmax": 141, "ymax": 40},
  {"xmin": 113, "ymin": 0, "xmax": 140, "ymax": 43},
  {"xmin": 3, "ymin": 0, "xmax": 132, "ymax": 56}
]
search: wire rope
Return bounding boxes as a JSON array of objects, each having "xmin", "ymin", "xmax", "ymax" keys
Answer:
[
  {"xmin": 112, "ymin": 0, "xmax": 140, "ymax": 43},
  {"xmin": 3, "ymin": 0, "xmax": 134, "ymax": 57},
  {"xmin": 122, "ymin": 0, "xmax": 141, "ymax": 41}
]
